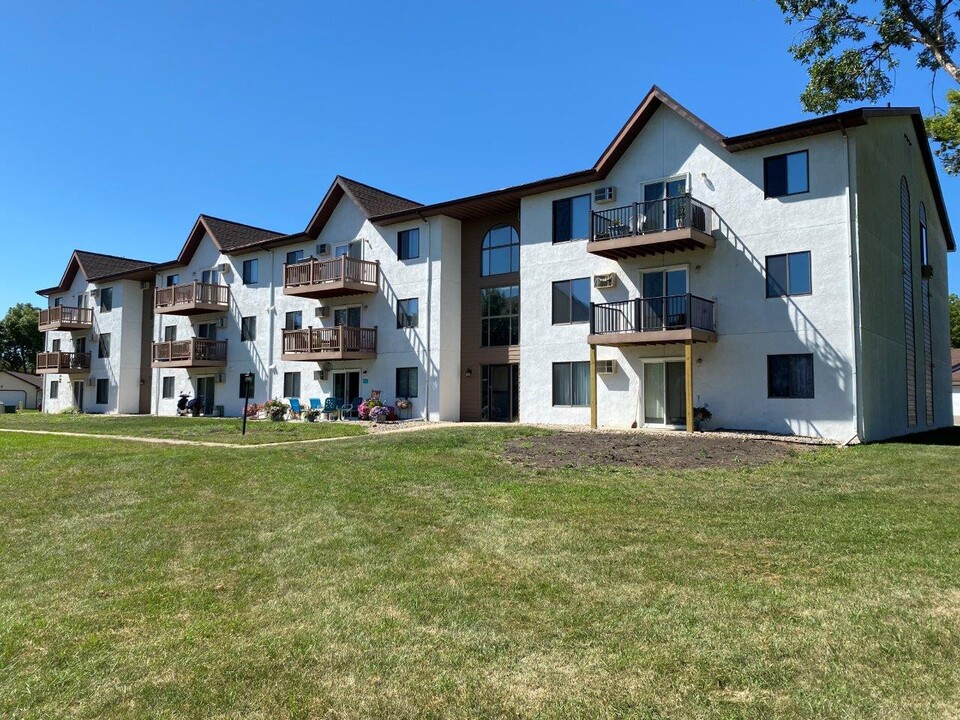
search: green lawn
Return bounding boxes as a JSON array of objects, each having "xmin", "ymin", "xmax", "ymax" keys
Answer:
[
  {"xmin": 1, "ymin": 427, "xmax": 958, "ymax": 718},
  {"xmin": 0, "ymin": 412, "xmax": 367, "ymax": 444}
]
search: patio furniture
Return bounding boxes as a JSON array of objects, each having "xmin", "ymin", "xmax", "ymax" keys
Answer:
[
  {"xmin": 340, "ymin": 397, "xmax": 363, "ymax": 420},
  {"xmin": 320, "ymin": 397, "xmax": 342, "ymax": 421},
  {"xmin": 288, "ymin": 398, "xmax": 303, "ymax": 419},
  {"xmin": 308, "ymin": 398, "xmax": 322, "ymax": 411}
]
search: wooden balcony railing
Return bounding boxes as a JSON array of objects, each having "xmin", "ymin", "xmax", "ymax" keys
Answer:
[
  {"xmin": 38, "ymin": 306, "xmax": 93, "ymax": 330},
  {"xmin": 591, "ymin": 295, "xmax": 716, "ymax": 335},
  {"xmin": 283, "ymin": 256, "xmax": 379, "ymax": 290},
  {"xmin": 151, "ymin": 338, "xmax": 228, "ymax": 364},
  {"xmin": 282, "ymin": 326, "xmax": 377, "ymax": 355},
  {"xmin": 154, "ymin": 282, "xmax": 229, "ymax": 311},
  {"xmin": 36, "ymin": 351, "xmax": 91, "ymax": 373}
]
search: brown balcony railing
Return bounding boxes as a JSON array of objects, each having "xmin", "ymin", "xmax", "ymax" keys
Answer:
[
  {"xmin": 282, "ymin": 326, "xmax": 377, "ymax": 355},
  {"xmin": 151, "ymin": 338, "xmax": 228, "ymax": 364},
  {"xmin": 283, "ymin": 256, "xmax": 379, "ymax": 289},
  {"xmin": 36, "ymin": 351, "xmax": 91, "ymax": 372},
  {"xmin": 38, "ymin": 306, "xmax": 93, "ymax": 329},
  {"xmin": 590, "ymin": 295, "xmax": 716, "ymax": 335},
  {"xmin": 590, "ymin": 195, "xmax": 715, "ymax": 242},
  {"xmin": 154, "ymin": 282, "xmax": 229, "ymax": 310}
]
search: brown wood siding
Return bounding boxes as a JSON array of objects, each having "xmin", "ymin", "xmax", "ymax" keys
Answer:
[
  {"xmin": 138, "ymin": 283, "xmax": 154, "ymax": 414},
  {"xmin": 459, "ymin": 210, "xmax": 521, "ymax": 421}
]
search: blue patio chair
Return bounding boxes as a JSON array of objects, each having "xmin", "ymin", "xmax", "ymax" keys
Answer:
[
  {"xmin": 309, "ymin": 398, "xmax": 322, "ymax": 411},
  {"xmin": 340, "ymin": 396, "xmax": 363, "ymax": 420},
  {"xmin": 288, "ymin": 397, "xmax": 303, "ymax": 419},
  {"xmin": 320, "ymin": 397, "xmax": 342, "ymax": 421}
]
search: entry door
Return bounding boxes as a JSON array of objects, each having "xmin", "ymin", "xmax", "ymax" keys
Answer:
[
  {"xmin": 641, "ymin": 269, "xmax": 688, "ymax": 330},
  {"xmin": 72, "ymin": 381, "xmax": 84, "ymax": 412},
  {"xmin": 335, "ymin": 242, "xmax": 361, "ymax": 259},
  {"xmin": 642, "ymin": 361, "xmax": 686, "ymax": 426},
  {"xmin": 196, "ymin": 377, "xmax": 216, "ymax": 415},
  {"xmin": 642, "ymin": 178, "xmax": 686, "ymax": 232},
  {"xmin": 332, "ymin": 371, "xmax": 361, "ymax": 404},
  {"xmin": 481, "ymin": 364, "xmax": 518, "ymax": 422},
  {"xmin": 333, "ymin": 306, "xmax": 361, "ymax": 327},
  {"xmin": 201, "ymin": 269, "xmax": 221, "ymax": 285}
]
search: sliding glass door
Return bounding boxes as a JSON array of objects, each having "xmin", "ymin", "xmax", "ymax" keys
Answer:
[
  {"xmin": 642, "ymin": 178, "xmax": 687, "ymax": 232},
  {"xmin": 642, "ymin": 360, "xmax": 686, "ymax": 426},
  {"xmin": 641, "ymin": 268, "xmax": 688, "ymax": 330}
]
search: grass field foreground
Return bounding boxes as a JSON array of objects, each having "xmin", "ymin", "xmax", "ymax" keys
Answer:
[{"xmin": 1, "ymin": 425, "xmax": 959, "ymax": 718}]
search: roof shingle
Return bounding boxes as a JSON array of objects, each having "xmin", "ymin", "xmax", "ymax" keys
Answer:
[
  {"xmin": 74, "ymin": 250, "xmax": 155, "ymax": 281},
  {"xmin": 199, "ymin": 215, "xmax": 286, "ymax": 252}
]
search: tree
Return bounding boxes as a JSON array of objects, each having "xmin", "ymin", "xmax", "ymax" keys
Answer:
[
  {"xmin": 776, "ymin": 0, "xmax": 960, "ymax": 173},
  {"xmin": 0, "ymin": 304, "xmax": 43, "ymax": 373},
  {"xmin": 950, "ymin": 292, "xmax": 960, "ymax": 347}
]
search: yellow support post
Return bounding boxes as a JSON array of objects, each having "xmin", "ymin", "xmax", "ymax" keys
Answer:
[
  {"xmin": 589, "ymin": 344, "xmax": 598, "ymax": 430},
  {"xmin": 685, "ymin": 340, "xmax": 694, "ymax": 433}
]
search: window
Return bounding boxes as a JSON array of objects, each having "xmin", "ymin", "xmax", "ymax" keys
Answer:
[
  {"xmin": 283, "ymin": 372, "xmax": 301, "ymax": 398},
  {"xmin": 50, "ymin": 380, "xmax": 59, "ymax": 399},
  {"xmin": 398, "ymin": 229, "xmax": 420, "ymax": 260},
  {"xmin": 481, "ymin": 285, "xmax": 520, "ymax": 346},
  {"xmin": 286, "ymin": 249, "xmax": 304, "ymax": 265},
  {"xmin": 552, "ymin": 278, "xmax": 590, "ymax": 324},
  {"xmin": 51, "ymin": 339, "xmax": 61, "ymax": 352},
  {"xmin": 334, "ymin": 306, "xmax": 361, "ymax": 327},
  {"xmin": 239, "ymin": 373, "xmax": 255, "ymax": 399},
  {"xmin": 552, "ymin": 195, "xmax": 591, "ymax": 243},
  {"xmin": 162, "ymin": 377, "xmax": 174, "ymax": 399},
  {"xmin": 764, "ymin": 150, "xmax": 809, "ymax": 198},
  {"xmin": 766, "ymin": 252, "xmax": 812, "ymax": 297},
  {"xmin": 285, "ymin": 311, "xmax": 302, "ymax": 331},
  {"xmin": 201, "ymin": 269, "xmax": 221, "ymax": 285},
  {"xmin": 767, "ymin": 354, "xmax": 814, "ymax": 399},
  {"xmin": 163, "ymin": 326, "xmax": 177, "ymax": 342},
  {"xmin": 98, "ymin": 333, "xmax": 111, "ymax": 359},
  {"xmin": 397, "ymin": 298, "xmax": 419, "ymax": 329},
  {"xmin": 919, "ymin": 203, "xmax": 929, "ymax": 266},
  {"xmin": 552, "ymin": 362, "xmax": 590, "ymax": 406},
  {"xmin": 197, "ymin": 322, "xmax": 217, "ymax": 339},
  {"xmin": 96, "ymin": 378, "xmax": 109, "ymax": 405},
  {"xmin": 99, "ymin": 287, "xmax": 113, "ymax": 312},
  {"xmin": 166, "ymin": 274, "xmax": 180, "ymax": 287},
  {"xmin": 242, "ymin": 259, "xmax": 258, "ymax": 285},
  {"xmin": 396, "ymin": 367, "xmax": 418, "ymax": 398},
  {"xmin": 53, "ymin": 297, "xmax": 62, "ymax": 307},
  {"xmin": 75, "ymin": 337, "xmax": 86, "ymax": 353},
  {"xmin": 481, "ymin": 224, "xmax": 520, "ymax": 276},
  {"xmin": 241, "ymin": 316, "xmax": 257, "ymax": 342}
]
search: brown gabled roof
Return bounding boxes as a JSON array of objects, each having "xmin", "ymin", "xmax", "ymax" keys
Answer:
[
  {"xmin": 38, "ymin": 249, "xmax": 157, "ymax": 295},
  {"xmin": 0, "ymin": 370, "xmax": 42, "ymax": 389},
  {"xmin": 162, "ymin": 214, "xmax": 286, "ymax": 267},
  {"xmin": 302, "ymin": 176, "xmax": 421, "ymax": 238}
]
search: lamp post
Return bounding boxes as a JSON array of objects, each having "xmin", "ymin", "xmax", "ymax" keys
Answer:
[{"xmin": 241, "ymin": 372, "xmax": 254, "ymax": 436}]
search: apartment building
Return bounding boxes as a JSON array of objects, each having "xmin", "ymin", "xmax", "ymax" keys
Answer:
[{"xmin": 36, "ymin": 86, "xmax": 955, "ymax": 442}]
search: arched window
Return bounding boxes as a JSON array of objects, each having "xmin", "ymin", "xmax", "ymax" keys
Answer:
[
  {"xmin": 901, "ymin": 177, "xmax": 917, "ymax": 428},
  {"xmin": 481, "ymin": 224, "xmax": 520, "ymax": 276}
]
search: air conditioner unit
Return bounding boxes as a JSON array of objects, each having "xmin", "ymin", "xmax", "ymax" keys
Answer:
[
  {"xmin": 86, "ymin": 378, "xmax": 96, "ymax": 387},
  {"xmin": 316, "ymin": 243, "xmax": 329, "ymax": 256},
  {"xmin": 218, "ymin": 263, "xmax": 230, "ymax": 274},
  {"xmin": 88, "ymin": 332, "xmax": 98, "ymax": 342},
  {"xmin": 89, "ymin": 288, "xmax": 100, "ymax": 298},
  {"xmin": 593, "ymin": 186, "xmax": 616, "ymax": 204},
  {"xmin": 314, "ymin": 370, "xmax": 326, "ymax": 381},
  {"xmin": 140, "ymin": 281, "xmax": 151, "ymax": 290},
  {"xmin": 215, "ymin": 373, "xmax": 225, "ymax": 384},
  {"xmin": 216, "ymin": 317, "xmax": 228, "ymax": 329},
  {"xmin": 593, "ymin": 273, "xmax": 617, "ymax": 289},
  {"xmin": 315, "ymin": 306, "xmax": 330, "ymax": 318},
  {"xmin": 597, "ymin": 360, "xmax": 618, "ymax": 375}
]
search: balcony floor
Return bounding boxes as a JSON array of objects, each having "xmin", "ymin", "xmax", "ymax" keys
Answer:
[
  {"xmin": 281, "ymin": 350, "xmax": 377, "ymax": 362},
  {"xmin": 36, "ymin": 366, "xmax": 91, "ymax": 375},
  {"xmin": 588, "ymin": 227, "xmax": 715, "ymax": 259},
  {"xmin": 283, "ymin": 280, "xmax": 377, "ymax": 300},
  {"xmin": 150, "ymin": 358, "xmax": 228, "ymax": 369},
  {"xmin": 588, "ymin": 328, "xmax": 718, "ymax": 346},
  {"xmin": 154, "ymin": 302, "xmax": 228, "ymax": 316},
  {"xmin": 38, "ymin": 321, "xmax": 93, "ymax": 332}
]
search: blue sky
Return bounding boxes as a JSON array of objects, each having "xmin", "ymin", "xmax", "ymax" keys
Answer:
[{"xmin": 1, "ymin": 0, "xmax": 957, "ymax": 311}]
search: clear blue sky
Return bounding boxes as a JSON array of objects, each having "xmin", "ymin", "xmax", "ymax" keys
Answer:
[{"xmin": 1, "ymin": 0, "xmax": 957, "ymax": 311}]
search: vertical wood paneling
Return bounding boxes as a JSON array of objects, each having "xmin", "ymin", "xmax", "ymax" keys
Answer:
[{"xmin": 901, "ymin": 177, "xmax": 917, "ymax": 428}]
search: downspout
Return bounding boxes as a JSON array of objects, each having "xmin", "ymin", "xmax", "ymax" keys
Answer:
[
  {"xmin": 267, "ymin": 248, "xmax": 277, "ymax": 400},
  {"xmin": 418, "ymin": 211, "xmax": 433, "ymax": 421},
  {"xmin": 842, "ymin": 122, "xmax": 866, "ymax": 442}
]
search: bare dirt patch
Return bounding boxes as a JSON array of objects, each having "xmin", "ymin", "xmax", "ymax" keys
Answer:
[{"xmin": 504, "ymin": 431, "xmax": 815, "ymax": 471}]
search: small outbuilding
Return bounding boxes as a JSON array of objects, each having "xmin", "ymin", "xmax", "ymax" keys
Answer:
[{"xmin": 0, "ymin": 370, "xmax": 43, "ymax": 410}]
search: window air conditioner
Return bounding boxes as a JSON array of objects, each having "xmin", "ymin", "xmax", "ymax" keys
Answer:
[
  {"xmin": 218, "ymin": 263, "xmax": 230, "ymax": 274},
  {"xmin": 314, "ymin": 370, "xmax": 326, "ymax": 381},
  {"xmin": 316, "ymin": 243, "xmax": 329, "ymax": 256},
  {"xmin": 140, "ymin": 281, "xmax": 151, "ymax": 290},
  {"xmin": 89, "ymin": 288, "xmax": 100, "ymax": 298},
  {"xmin": 216, "ymin": 373, "xmax": 225, "ymax": 384},
  {"xmin": 597, "ymin": 360, "xmax": 618, "ymax": 375},
  {"xmin": 88, "ymin": 332, "xmax": 98, "ymax": 342},
  {"xmin": 593, "ymin": 273, "xmax": 617, "ymax": 289},
  {"xmin": 86, "ymin": 378, "xmax": 96, "ymax": 387},
  {"xmin": 315, "ymin": 306, "xmax": 330, "ymax": 318},
  {"xmin": 593, "ymin": 186, "xmax": 616, "ymax": 204},
  {"xmin": 216, "ymin": 317, "xmax": 228, "ymax": 329}
]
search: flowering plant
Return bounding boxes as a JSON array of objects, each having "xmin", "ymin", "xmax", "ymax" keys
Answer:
[
  {"xmin": 302, "ymin": 407, "xmax": 321, "ymax": 422},
  {"xmin": 262, "ymin": 399, "xmax": 290, "ymax": 421},
  {"xmin": 244, "ymin": 402, "xmax": 262, "ymax": 418},
  {"xmin": 395, "ymin": 398, "xmax": 412, "ymax": 410},
  {"xmin": 358, "ymin": 396, "xmax": 383, "ymax": 420},
  {"xmin": 369, "ymin": 405, "xmax": 390, "ymax": 422}
]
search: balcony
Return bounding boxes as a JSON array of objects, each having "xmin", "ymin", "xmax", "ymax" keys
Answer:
[
  {"xmin": 151, "ymin": 338, "xmax": 228, "ymax": 368},
  {"xmin": 154, "ymin": 282, "xmax": 230, "ymax": 316},
  {"xmin": 588, "ymin": 295, "xmax": 717, "ymax": 346},
  {"xmin": 281, "ymin": 326, "xmax": 378, "ymax": 361},
  {"xmin": 36, "ymin": 351, "xmax": 91, "ymax": 374},
  {"xmin": 588, "ymin": 195, "xmax": 716, "ymax": 259},
  {"xmin": 38, "ymin": 306, "xmax": 93, "ymax": 332},
  {"xmin": 283, "ymin": 256, "xmax": 379, "ymax": 300}
]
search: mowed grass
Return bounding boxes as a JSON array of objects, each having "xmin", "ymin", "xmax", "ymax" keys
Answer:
[
  {"xmin": 0, "ymin": 412, "xmax": 366, "ymax": 444},
  {"xmin": 1, "ymin": 428, "xmax": 959, "ymax": 719}
]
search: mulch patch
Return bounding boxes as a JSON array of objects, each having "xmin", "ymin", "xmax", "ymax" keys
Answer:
[{"xmin": 504, "ymin": 431, "xmax": 816, "ymax": 471}]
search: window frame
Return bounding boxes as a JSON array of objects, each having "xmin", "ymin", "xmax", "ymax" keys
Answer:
[
  {"xmin": 51, "ymin": 339, "xmax": 61, "ymax": 352},
  {"xmin": 96, "ymin": 378, "xmax": 109, "ymax": 405},
  {"xmin": 397, "ymin": 228, "xmax": 420, "ymax": 261},
  {"xmin": 397, "ymin": 298, "xmax": 419, "ymax": 329},
  {"xmin": 286, "ymin": 249, "xmax": 304, "ymax": 266},
  {"xmin": 98, "ymin": 332, "xmax": 111, "ymax": 359},
  {"xmin": 163, "ymin": 325, "xmax": 177, "ymax": 342},
  {"xmin": 283, "ymin": 371, "xmax": 301, "ymax": 399},
  {"xmin": 480, "ymin": 224, "xmax": 520, "ymax": 276},
  {"xmin": 551, "ymin": 278, "xmax": 591, "ymax": 325},
  {"xmin": 480, "ymin": 285, "xmax": 520, "ymax": 347},
  {"xmin": 551, "ymin": 361, "xmax": 590, "ymax": 407},
  {"xmin": 50, "ymin": 380, "xmax": 59, "ymax": 399},
  {"xmin": 765, "ymin": 251, "xmax": 812, "ymax": 298},
  {"xmin": 767, "ymin": 353, "xmax": 815, "ymax": 399},
  {"xmin": 552, "ymin": 194, "xmax": 592, "ymax": 244},
  {"xmin": 396, "ymin": 367, "xmax": 418, "ymax": 399},
  {"xmin": 161, "ymin": 376, "xmax": 175, "ymax": 399},
  {"xmin": 99, "ymin": 287, "xmax": 114, "ymax": 312},
  {"xmin": 285, "ymin": 310, "xmax": 302, "ymax": 331},
  {"xmin": 241, "ymin": 316, "xmax": 257, "ymax": 342},
  {"xmin": 166, "ymin": 274, "xmax": 180, "ymax": 287},
  {"xmin": 763, "ymin": 149, "xmax": 810, "ymax": 199},
  {"xmin": 242, "ymin": 258, "xmax": 259, "ymax": 285}
]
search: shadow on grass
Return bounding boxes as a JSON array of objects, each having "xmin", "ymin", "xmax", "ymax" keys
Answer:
[{"xmin": 882, "ymin": 426, "xmax": 960, "ymax": 446}]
